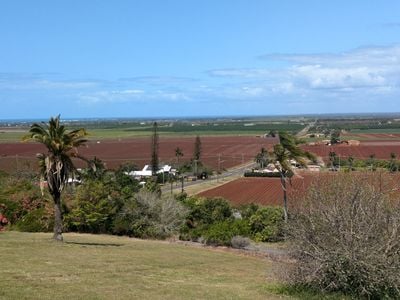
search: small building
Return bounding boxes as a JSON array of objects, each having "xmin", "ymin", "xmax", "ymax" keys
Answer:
[{"xmin": 126, "ymin": 164, "xmax": 176, "ymax": 179}]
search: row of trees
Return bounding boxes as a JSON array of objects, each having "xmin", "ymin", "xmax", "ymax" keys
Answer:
[{"xmin": 151, "ymin": 122, "xmax": 203, "ymax": 175}]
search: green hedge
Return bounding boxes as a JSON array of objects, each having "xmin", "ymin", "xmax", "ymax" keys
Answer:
[{"xmin": 244, "ymin": 172, "xmax": 281, "ymax": 178}]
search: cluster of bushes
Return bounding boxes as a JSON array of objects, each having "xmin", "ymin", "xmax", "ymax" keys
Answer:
[
  {"xmin": 179, "ymin": 196, "xmax": 284, "ymax": 247},
  {"xmin": 0, "ymin": 171, "xmax": 54, "ymax": 232},
  {"xmin": 0, "ymin": 170, "xmax": 285, "ymax": 246}
]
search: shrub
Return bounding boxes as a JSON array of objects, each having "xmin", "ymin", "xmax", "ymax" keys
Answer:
[
  {"xmin": 249, "ymin": 206, "xmax": 284, "ymax": 242},
  {"xmin": 180, "ymin": 197, "xmax": 234, "ymax": 241},
  {"xmin": 114, "ymin": 190, "xmax": 187, "ymax": 239},
  {"xmin": 244, "ymin": 172, "xmax": 281, "ymax": 178},
  {"xmin": 64, "ymin": 179, "xmax": 121, "ymax": 233},
  {"xmin": 0, "ymin": 175, "xmax": 53, "ymax": 230},
  {"xmin": 203, "ymin": 219, "xmax": 250, "ymax": 246},
  {"xmin": 231, "ymin": 236, "xmax": 251, "ymax": 249},
  {"xmin": 286, "ymin": 173, "xmax": 400, "ymax": 299},
  {"xmin": 15, "ymin": 208, "xmax": 53, "ymax": 232},
  {"xmin": 183, "ymin": 197, "xmax": 232, "ymax": 228}
]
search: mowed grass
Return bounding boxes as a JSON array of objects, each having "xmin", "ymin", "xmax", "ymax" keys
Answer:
[{"xmin": 0, "ymin": 232, "xmax": 286, "ymax": 300}]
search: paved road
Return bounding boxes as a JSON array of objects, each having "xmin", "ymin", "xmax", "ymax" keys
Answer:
[
  {"xmin": 161, "ymin": 161, "xmax": 257, "ymax": 194},
  {"xmin": 296, "ymin": 119, "xmax": 317, "ymax": 138}
]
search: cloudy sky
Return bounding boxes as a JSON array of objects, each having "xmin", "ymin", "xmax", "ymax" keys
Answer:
[{"xmin": 1, "ymin": 1, "xmax": 400, "ymax": 119}]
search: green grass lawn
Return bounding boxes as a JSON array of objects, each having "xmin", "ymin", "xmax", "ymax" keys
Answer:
[{"xmin": 0, "ymin": 232, "xmax": 286, "ymax": 300}]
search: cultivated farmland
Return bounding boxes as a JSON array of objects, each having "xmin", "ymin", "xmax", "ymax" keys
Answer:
[
  {"xmin": 198, "ymin": 172, "xmax": 400, "ymax": 207},
  {"xmin": 303, "ymin": 140, "xmax": 400, "ymax": 162},
  {"xmin": 0, "ymin": 136, "xmax": 278, "ymax": 172}
]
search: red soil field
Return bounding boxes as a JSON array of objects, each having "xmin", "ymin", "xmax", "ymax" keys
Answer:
[
  {"xmin": 342, "ymin": 133, "xmax": 400, "ymax": 140},
  {"xmin": 0, "ymin": 136, "xmax": 277, "ymax": 172},
  {"xmin": 198, "ymin": 174, "xmax": 313, "ymax": 207},
  {"xmin": 303, "ymin": 142, "xmax": 400, "ymax": 162},
  {"xmin": 198, "ymin": 172, "xmax": 400, "ymax": 207}
]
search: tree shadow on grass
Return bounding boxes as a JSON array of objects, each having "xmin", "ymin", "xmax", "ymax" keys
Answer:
[{"xmin": 65, "ymin": 241, "xmax": 124, "ymax": 247}]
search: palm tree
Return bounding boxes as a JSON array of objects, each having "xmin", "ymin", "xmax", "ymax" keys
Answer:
[
  {"xmin": 270, "ymin": 131, "xmax": 314, "ymax": 222},
  {"xmin": 23, "ymin": 115, "xmax": 88, "ymax": 241}
]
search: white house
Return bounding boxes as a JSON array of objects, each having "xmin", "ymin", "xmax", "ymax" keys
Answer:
[{"xmin": 126, "ymin": 164, "xmax": 175, "ymax": 179}]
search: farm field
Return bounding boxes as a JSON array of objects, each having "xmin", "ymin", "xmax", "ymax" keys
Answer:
[
  {"xmin": 0, "ymin": 231, "xmax": 286, "ymax": 300},
  {"xmin": 199, "ymin": 172, "xmax": 400, "ymax": 207},
  {"xmin": 303, "ymin": 140, "xmax": 400, "ymax": 162},
  {"xmin": 198, "ymin": 175, "xmax": 312, "ymax": 207},
  {"xmin": 0, "ymin": 136, "xmax": 278, "ymax": 172}
]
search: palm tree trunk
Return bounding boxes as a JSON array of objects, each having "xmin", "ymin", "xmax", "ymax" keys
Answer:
[
  {"xmin": 281, "ymin": 174, "xmax": 288, "ymax": 222},
  {"xmin": 53, "ymin": 193, "xmax": 63, "ymax": 241}
]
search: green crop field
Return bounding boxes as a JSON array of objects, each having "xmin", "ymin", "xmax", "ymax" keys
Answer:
[{"xmin": 0, "ymin": 120, "xmax": 306, "ymax": 142}]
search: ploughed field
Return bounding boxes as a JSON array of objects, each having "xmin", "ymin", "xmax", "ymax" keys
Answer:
[
  {"xmin": 303, "ymin": 140, "xmax": 400, "ymax": 162},
  {"xmin": 198, "ymin": 175, "xmax": 311, "ymax": 207},
  {"xmin": 0, "ymin": 136, "xmax": 277, "ymax": 172},
  {"xmin": 199, "ymin": 172, "xmax": 400, "ymax": 207}
]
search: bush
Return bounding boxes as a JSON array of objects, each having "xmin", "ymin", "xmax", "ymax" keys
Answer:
[
  {"xmin": 15, "ymin": 208, "xmax": 53, "ymax": 232},
  {"xmin": 203, "ymin": 219, "xmax": 250, "ymax": 246},
  {"xmin": 113, "ymin": 190, "xmax": 187, "ymax": 239},
  {"xmin": 244, "ymin": 172, "xmax": 281, "ymax": 178},
  {"xmin": 249, "ymin": 206, "xmax": 284, "ymax": 242},
  {"xmin": 286, "ymin": 173, "xmax": 400, "ymax": 299},
  {"xmin": 64, "ymin": 179, "xmax": 121, "ymax": 233},
  {"xmin": 180, "ymin": 197, "xmax": 234, "ymax": 241},
  {"xmin": 0, "ymin": 175, "xmax": 53, "ymax": 230},
  {"xmin": 231, "ymin": 236, "xmax": 251, "ymax": 249}
]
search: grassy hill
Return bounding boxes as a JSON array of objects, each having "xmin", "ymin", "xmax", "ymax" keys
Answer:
[{"xmin": 0, "ymin": 232, "xmax": 285, "ymax": 300}]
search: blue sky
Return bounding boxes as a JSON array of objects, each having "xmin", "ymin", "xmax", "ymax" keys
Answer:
[{"xmin": 1, "ymin": 1, "xmax": 400, "ymax": 119}]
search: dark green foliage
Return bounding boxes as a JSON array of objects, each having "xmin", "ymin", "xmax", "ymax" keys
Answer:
[
  {"xmin": 15, "ymin": 208, "xmax": 53, "ymax": 232},
  {"xmin": 254, "ymin": 147, "xmax": 269, "ymax": 169},
  {"xmin": 248, "ymin": 207, "xmax": 284, "ymax": 242},
  {"xmin": 193, "ymin": 135, "xmax": 202, "ymax": 162},
  {"xmin": 244, "ymin": 172, "xmax": 280, "ymax": 177},
  {"xmin": 180, "ymin": 197, "xmax": 233, "ymax": 242},
  {"xmin": 64, "ymin": 180, "xmax": 118, "ymax": 233},
  {"xmin": 203, "ymin": 219, "xmax": 250, "ymax": 246},
  {"xmin": 184, "ymin": 197, "xmax": 232, "ymax": 228},
  {"xmin": 180, "ymin": 197, "xmax": 284, "ymax": 245},
  {"xmin": 330, "ymin": 130, "xmax": 341, "ymax": 144}
]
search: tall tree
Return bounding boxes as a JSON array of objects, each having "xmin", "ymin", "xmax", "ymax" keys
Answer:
[
  {"xmin": 175, "ymin": 147, "xmax": 184, "ymax": 165},
  {"xmin": 254, "ymin": 147, "xmax": 268, "ymax": 169},
  {"xmin": 150, "ymin": 122, "xmax": 159, "ymax": 176},
  {"xmin": 192, "ymin": 135, "xmax": 202, "ymax": 175},
  {"xmin": 270, "ymin": 131, "xmax": 314, "ymax": 222},
  {"xmin": 193, "ymin": 135, "xmax": 202, "ymax": 161},
  {"xmin": 23, "ymin": 115, "xmax": 88, "ymax": 241},
  {"xmin": 330, "ymin": 129, "xmax": 341, "ymax": 145}
]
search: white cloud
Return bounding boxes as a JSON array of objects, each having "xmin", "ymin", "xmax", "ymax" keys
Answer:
[{"xmin": 209, "ymin": 45, "xmax": 400, "ymax": 100}]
